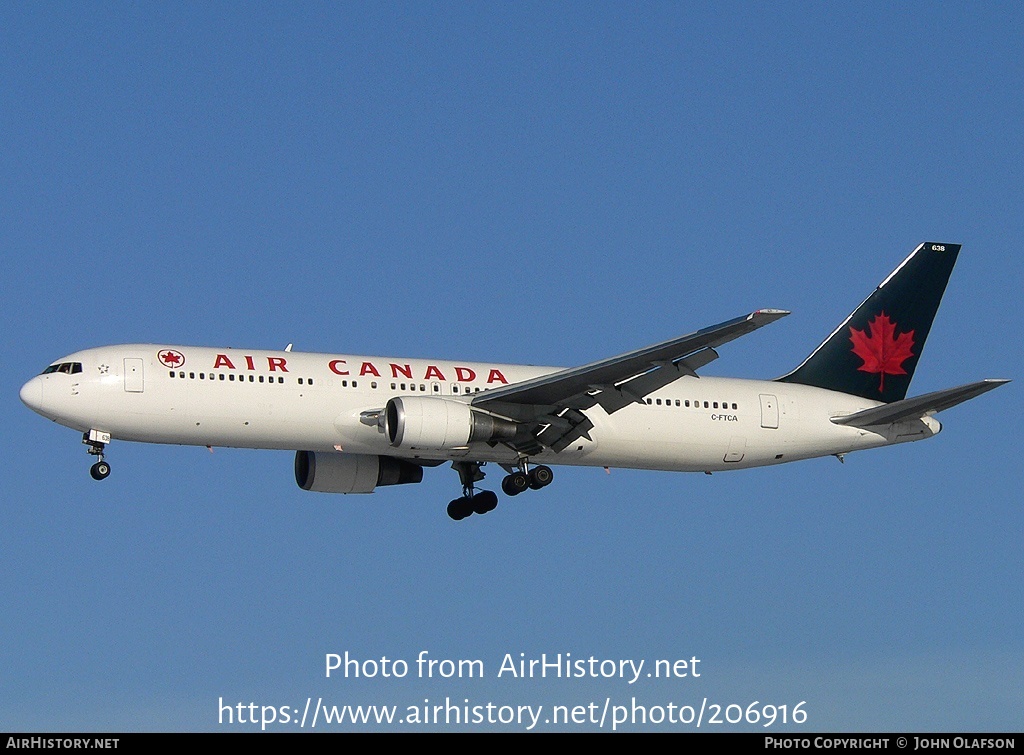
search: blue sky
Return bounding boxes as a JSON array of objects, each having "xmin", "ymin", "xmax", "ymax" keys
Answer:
[{"xmin": 2, "ymin": 2, "xmax": 1021, "ymax": 731}]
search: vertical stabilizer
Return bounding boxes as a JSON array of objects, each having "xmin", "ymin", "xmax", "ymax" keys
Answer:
[{"xmin": 777, "ymin": 242, "xmax": 961, "ymax": 402}]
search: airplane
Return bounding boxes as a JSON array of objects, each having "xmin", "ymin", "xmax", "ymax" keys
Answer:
[{"xmin": 20, "ymin": 242, "xmax": 1009, "ymax": 520}]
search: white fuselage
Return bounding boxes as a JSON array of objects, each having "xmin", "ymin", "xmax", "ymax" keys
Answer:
[{"xmin": 20, "ymin": 344, "xmax": 941, "ymax": 474}]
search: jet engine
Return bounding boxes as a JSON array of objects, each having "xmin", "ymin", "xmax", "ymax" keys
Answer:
[
  {"xmin": 384, "ymin": 396, "xmax": 518, "ymax": 450},
  {"xmin": 294, "ymin": 451, "xmax": 423, "ymax": 494}
]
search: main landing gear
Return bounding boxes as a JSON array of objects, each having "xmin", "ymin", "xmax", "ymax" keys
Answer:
[
  {"xmin": 83, "ymin": 430, "xmax": 111, "ymax": 480},
  {"xmin": 447, "ymin": 461, "xmax": 497, "ymax": 521},
  {"xmin": 447, "ymin": 459, "xmax": 554, "ymax": 521},
  {"xmin": 446, "ymin": 489, "xmax": 498, "ymax": 521},
  {"xmin": 500, "ymin": 463, "xmax": 553, "ymax": 496}
]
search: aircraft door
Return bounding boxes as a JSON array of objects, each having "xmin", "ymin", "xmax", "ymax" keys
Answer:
[
  {"xmin": 724, "ymin": 436, "xmax": 746, "ymax": 463},
  {"xmin": 124, "ymin": 358, "xmax": 144, "ymax": 393},
  {"xmin": 759, "ymin": 394, "xmax": 778, "ymax": 429}
]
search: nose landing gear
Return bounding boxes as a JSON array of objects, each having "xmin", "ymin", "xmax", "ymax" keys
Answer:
[
  {"xmin": 83, "ymin": 430, "xmax": 111, "ymax": 481},
  {"xmin": 90, "ymin": 461, "xmax": 111, "ymax": 480}
]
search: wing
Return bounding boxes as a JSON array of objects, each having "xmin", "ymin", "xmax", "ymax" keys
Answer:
[
  {"xmin": 830, "ymin": 379, "xmax": 1010, "ymax": 427},
  {"xmin": 472, "ymin": 309, "xmax": 789, "ymax": 453}
]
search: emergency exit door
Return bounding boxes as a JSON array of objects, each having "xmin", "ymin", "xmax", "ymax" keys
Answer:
[{"xmin": 759, "ymin": 393, "xmax": 778, "ymax": 429}]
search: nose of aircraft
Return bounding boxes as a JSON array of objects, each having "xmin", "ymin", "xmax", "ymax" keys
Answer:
[{"xmin": 20, "ymin": 377, "xmax": 44, "ymax": 413}]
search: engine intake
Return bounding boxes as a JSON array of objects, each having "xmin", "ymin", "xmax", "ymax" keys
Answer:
[
  {"xmin": 384, "ymin": 396, "xmax": 518, "ymax": 450},
  {"xmin": 294, "ymin": 451, "xmax": 423, "ymax": 494}
]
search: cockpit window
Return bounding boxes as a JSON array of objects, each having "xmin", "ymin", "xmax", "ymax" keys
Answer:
[{"xmin": 41, "ymin": 362, "xmax": 82, "ymax": 375}]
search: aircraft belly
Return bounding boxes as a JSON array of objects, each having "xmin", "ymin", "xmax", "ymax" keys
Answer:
[
  {"xmin": 578, "ymin": 408, "xmax": 752, "ymax": 472},
  {"xmin": 61, "ymin": 378, "xmax": 185, "ymax": 440},
  {"xmin": 90, "ymin": 381, "xmax": 334, "ymax": 450}
]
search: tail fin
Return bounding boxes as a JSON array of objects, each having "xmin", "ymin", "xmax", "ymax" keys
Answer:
[{"xmin": 777, "ymin": 242, "xmax": 961, "ymax": 402}]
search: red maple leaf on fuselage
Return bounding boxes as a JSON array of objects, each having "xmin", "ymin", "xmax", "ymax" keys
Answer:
[{"xmin": 849, "ymin": 312, "xmax": 915, "ymax": 393}]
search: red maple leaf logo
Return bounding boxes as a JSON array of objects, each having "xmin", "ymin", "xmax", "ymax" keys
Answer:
[
  {"xmin": 159, "ymin": 350, "xmax": 183, "ymax": 367},
  {"xmin": 849, "ymin": 312, "xmax": 915, "ymax": 393}
]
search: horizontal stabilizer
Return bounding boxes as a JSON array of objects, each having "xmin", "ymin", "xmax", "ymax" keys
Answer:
[{"xmin": 831, "ymin": 379, "xmax": 1010, "ymax": 427}]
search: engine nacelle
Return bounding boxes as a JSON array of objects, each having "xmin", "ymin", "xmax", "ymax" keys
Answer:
[
  {"xmin": 294, "ymin": 451, "xmax": 423, "ymax": 494},
  {"xmin": 384, "ymin": 396, "xmax": 518, "ymax": 450}
]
